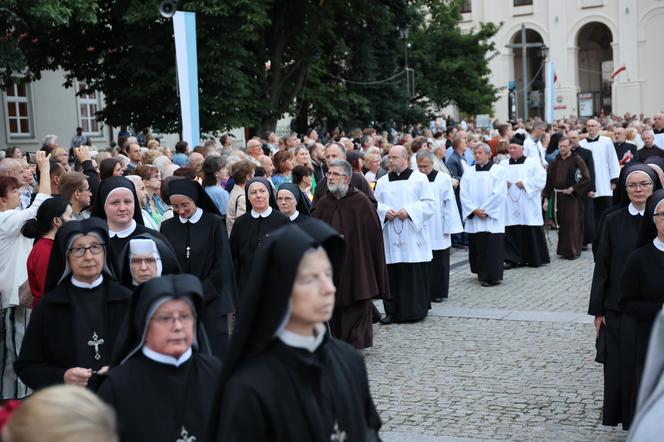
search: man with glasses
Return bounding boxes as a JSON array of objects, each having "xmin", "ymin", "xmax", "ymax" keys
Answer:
[
  {"xmin": 313, "ymin": 160, "xmax": 388, "ymax": 348},
  {"xmin": 59, "ymin": 172, "xmax": 92, "ymax": 220}
]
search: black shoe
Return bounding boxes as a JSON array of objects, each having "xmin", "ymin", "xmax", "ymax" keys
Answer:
[
  {"xmin": 432, "ymin": 297, "xmax": 444, "ymax": 303},
  {"xmin": 379, "ymin": 315, "xmax": 394, "ymax": 325},
  {"xmin": 481, "ymin": 281, "xmax": 500, "ymax": 287},
  {"xmin": 503, "ymin": 261, "xmax": 517, "ymax": 270},
  {"xmin": 581, "ymin": 245, "xmax": 589, "ymax": 251}
]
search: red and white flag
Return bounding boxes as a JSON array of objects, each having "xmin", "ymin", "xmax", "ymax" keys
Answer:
[{"xmin": 611, "ymin": 65, "xmax": 627, "ymax": 80}]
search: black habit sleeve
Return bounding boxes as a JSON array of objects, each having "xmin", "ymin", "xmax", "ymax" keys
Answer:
[
  {"xmin": 589, "ymin": 215, "xmax": 613, "ymax": 316},
  {"xmin": 619, "ymin": 248, "xmax": 662, "ymax": 321},
  {"xmin": 81, "ymin": 159, "xmax": 101, "ymax": 205}
]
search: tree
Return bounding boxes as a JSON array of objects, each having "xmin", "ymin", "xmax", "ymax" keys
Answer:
[{"xmin": 1, "ymin": 0, "xmax": 499, "ymax": 135}]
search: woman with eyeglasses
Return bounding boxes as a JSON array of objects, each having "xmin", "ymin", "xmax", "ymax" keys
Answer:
[
  {"xmin": 15, "ymin": 218, "xmax": 131, "ymax": 392},
  {"xmin": 98, "ymin": 275, "xmax": 220, "ymax": 442},
  {"xmin": 616, "ymin": 189, "xmax": 664, "ymax": 430},
  {"xmin": 134, "ymin": 165, "xmax": 167, "ymax": 226},
  {"xmin": 589, "ymin": 164, "xmax": 660, "ymax": 430}
]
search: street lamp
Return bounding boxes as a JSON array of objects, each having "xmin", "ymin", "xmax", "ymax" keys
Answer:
[{"xmin": 399, "ymin": 26, "xmax": 413, "ymax": 97}]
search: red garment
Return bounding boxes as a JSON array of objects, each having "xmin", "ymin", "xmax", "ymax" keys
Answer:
[
  {"xmin": 26, "ymin": 237, "xmax": 54, "ymax": 308},
  {"xmin": 487, "ymin": 136, "xmax": 501, "ymax": 157}
]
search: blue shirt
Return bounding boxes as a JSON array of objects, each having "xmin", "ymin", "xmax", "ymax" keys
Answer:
[
  {"xmin": 205, "ymin": 185, "xmax": 230, "ymax": 215},
  {"xmin": 172, "ymin": 153, "xmax": 188, "ymax": 167}
]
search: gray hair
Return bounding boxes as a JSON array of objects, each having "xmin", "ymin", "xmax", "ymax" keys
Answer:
[
  {"xmin": 42, "ymin": 134, "xmax": 58, "ymax": 148},
  {"xmin": 325, "ymin": 143, "xmax": 346, "ymax": 157},
  {"xmin": 152, "ymin": 155, "xmax": 170, "ymax": 176},
  {"xmin": 532, "ymin": 121, "xmax": 547, "ymax": 131},
  {"xmin": 415, "ymin": 149, "xmax": 435, "ymax": 162},
  {"xmin": 327, "ymin": 160, "xmax": 352, "ymax": 177},
  {"xmin": 475, "ymin": 143, "xmax": 491, "ymax": 155},
  {"xmin": 643, "ymin": 129, "xmax": 655, "ymax": 139}
]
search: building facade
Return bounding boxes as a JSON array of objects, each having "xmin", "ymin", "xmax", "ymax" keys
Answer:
[{"xmin": 459, "ymin": 0, "xmax": 664, "ymax": 121}]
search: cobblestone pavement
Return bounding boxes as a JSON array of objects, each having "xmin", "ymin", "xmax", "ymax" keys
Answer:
[{"xmin": 365, "ymin": 231, "xmax": 627, "ymax": 441}]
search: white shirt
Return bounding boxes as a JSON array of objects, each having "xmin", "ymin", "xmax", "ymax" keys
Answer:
[
  {"xmin": 523, "ymin": 136, "xmax": 548, "ymax": 168},
  {"xmin": 426, "ymin": 172, "xmax": 463, "ymax": 250},
  {"xmin": 0, "ymin": 193, "xmax": 50, "ymax": 308},
  {"xmin": 251, "ymin": 206, "xmax": 273, "ymax": 218},
  {"xmin": 109, "ymin": 219, "xmax": 137, "ymax": 238},
  {"xmin": 142, "ymin": 346, "xmax": 192, "ymax": 367},
  {"xmin": 579, "ymin": 135, "xmax": 620, "ymax": 198},
  {"xmin": 501, "ymin": 157, "xmax": 547, "ymax": 226},
  {"xmin": 460, "ymin": 162, "xmax": 507, "ymax": 234},
  {"xmin": 178, "ymin": 207, "xmax": 203, "ymax": 224}
]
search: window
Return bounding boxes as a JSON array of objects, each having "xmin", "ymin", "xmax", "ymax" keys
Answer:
[
  {"xmin": 460, "ymin": 0, "xmax": 472, "ymax": 13},
  {"xmin": 514, "ymin": 0, "xmax": 533, "ymax": 5},
  {"xmin": 77, "ymin": 83, "xmax": 101, "ymax": 135},
  {"xmin": 3, "ymin": 80, "xmax": 32, "ymax": 137}
]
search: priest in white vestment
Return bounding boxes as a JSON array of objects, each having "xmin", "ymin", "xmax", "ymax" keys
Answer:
[
  {"xmin": 375, "ymin": 146, "xmax": 434, "ymax": 324},
  {"xmin": 460, "ymin": 143, "xmax": 507, "ymax": 287},
  {"xmin": 579, "ymin": 119, "xmax": 620, "ymax": 228},
  {"xmin": 500, "ymin": 138, "xmax": 550, "ymax": 269},
  {"xmin": 415, "ymin": 150, "xmax": 463, "ymax": 302},
  {"xmin": 523, "ymin": 122, "xmax": 548, "ymax": 169}
]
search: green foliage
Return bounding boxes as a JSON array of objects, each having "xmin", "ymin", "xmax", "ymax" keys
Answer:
[{"xmin": 1, "ymin": 0, "xmax": 500, "ymax": 134}]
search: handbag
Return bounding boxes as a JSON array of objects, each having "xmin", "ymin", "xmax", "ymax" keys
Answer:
[{"xmin": 595, "ymin": 323, "xmax": 607, "ymax": 364}]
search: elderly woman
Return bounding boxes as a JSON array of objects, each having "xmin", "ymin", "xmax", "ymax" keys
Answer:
[
  {"xmin": 52, "ymin": 147, "xmax": 71, "ymax": 172},
  {"xmin": 15, "ymin": 218, "xmax": 131, "ymax": 392},
  {"xmin": 617, "ymin": 190, "xmax": 664, "ymax": 428},
  {"xmin": 115, "ymin": 234, "xmax": 181, "ymax": 289},
  {"xmin": 98, "ymin": 275, "xmax": 220, "ymax": 442},
  {"xmin": 225, "ymin": 159, "xmax": 255, "ymax": 234},
  {"xmin": 589, "ymin": 164, "xmax": 660, "ymax": 430},
  {"xmin": 229, "ymin": 177, "xmax": 289, "ymax": 293},
  {"xmin": 271, "ymin": 150, "xmax": 294, "ymax": 188},
  {"xmin": 277, "ymin": 183, "xmax": 311, "ymax": 224},
  {"xmin": 0, "ymin": 151, "xmax": 52, "ymax": 399},
  {"xmin": 160, "ymin": 179, "xmax": 237, "ymax": 358},
  {"xmin": 213, "ymin": 222, "xmax": 382, "ymax": 441}
]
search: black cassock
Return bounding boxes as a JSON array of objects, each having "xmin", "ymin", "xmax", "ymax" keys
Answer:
[
  {"xmin": 160, "ymin": 213, "xmax": 237, "ymax": 359},
  {"xmin": 98, "ymin": 352, "xmax": 220, "ymax": 442},
  {"xmin": 229, "ymin": 210, "xmax": 289, "ymax": 294},
  {"xmin": 15, "ymin": 279, "xmax": 130, "ymax": 391},
  {"xmin": 589, "ymin": 207, "xmax": 643, "ymax": 429},
  {"xmin": 108, "ymin": 224, "xmax": 169, "ymax": 277},
  {"xmin": 619, "ymin": 242, "xmax": 664, "ymax": 430},
  {"xmin": 218, "ymin": 337, "xmax": 381, "ymax": 442}
]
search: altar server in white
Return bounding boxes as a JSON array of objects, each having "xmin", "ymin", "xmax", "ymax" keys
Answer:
[
  {"xmin": 416, "ymin": 150, "xmax": 463, "ymax": 303},
  {"xmin": 579, "ymin": 119, "xmax": 620, "ymax": 227},
  {"xmin": 375, "ymin": 146, "xmax": 434, "ymax": 324},
  {"xmin": 460, "ymin": 143, "xmax": 507, "ymax": 287},
  {"xmin": 523, "ymin": 121, "xmax": 548, "ymax": 168},
  {"xmin": 500, "ymin": 137, "xmax": 550, "ymax": 269}
]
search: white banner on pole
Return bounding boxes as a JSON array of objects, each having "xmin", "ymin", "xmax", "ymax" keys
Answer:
[
  {"xmin": 545, "ymin": 61, "xmax": 555, "ymax": 124},
  {"xmin": 173, "ymin": 11, "xmax": 200, "ymax": 146}
]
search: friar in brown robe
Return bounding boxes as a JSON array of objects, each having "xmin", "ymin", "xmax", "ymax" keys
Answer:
[
  {"xmin": 313, "ymin": 161, "xmax": 389, "ymax": 349},
  {"xmin": 542, "ymin": 137, "xmax": 590, "ymax": 259}
]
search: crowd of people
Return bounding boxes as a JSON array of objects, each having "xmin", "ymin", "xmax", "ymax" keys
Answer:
[{"xmin": 0, "ymin": 111, "xmax": 664, "ymax": 439}]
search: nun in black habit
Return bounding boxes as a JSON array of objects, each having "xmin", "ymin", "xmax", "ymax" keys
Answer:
[
  {"xmin": 589, "ymin": 163, "xmax": 659, "ymax": 429},
  {"xmin": 229, "ymin": 177, "xmax": 289, "ymax": 294},
  {"xmin": 160, "ymin": 179, "xmax": 238, "ymax": 359},
  {"xmin": 212, "ymin": 222, "xmax": 382, "ymax": 442},
  {"xmin": 618, "ymin": 189, "xmax": 664, "ymax": 429},
  {"xmin": 276, "ymin": 182, "xmax": 311, "ymax": 224},
  {"xmin": 99, "ymin": 274, "xmax": 221, "ymax": 442},
  {"xmin": 15, "ymin": 218, "xmax": 131, "ymax": 391},
  {"xmin": 91, "ymin": 176, "xmax": 168, "ymax": 276},
  {"xmin": 116, "ymin": 233, "xmax": 181, "ymax": 289}
]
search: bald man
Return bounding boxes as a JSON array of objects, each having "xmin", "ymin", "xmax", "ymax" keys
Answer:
[
  {"xmin": 374, "ymin": 145, "xmax": 435, "ymax": 324},
  {"xmin": 187, "ymin": 152, "xmax": 205, "ymax": 171}
]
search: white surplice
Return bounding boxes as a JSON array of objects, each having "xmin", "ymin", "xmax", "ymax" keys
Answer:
[
  {"xmin": 523, "ymin": 136, "xmax": 547, "ymax": 168},
  {"xmin": 579, "ymin": 136, "xmax": 620, "ymax": 198},
  {"xmin": 500, "ymin": 156, "xmax": 546, "ymax": 226},
  {"xmin": 375, "ymin": 169, "xmax": 435, "ymax": 264},
  {"xmin": 426, "ymin": 172, "xmax": 463, "ymax": 251},
  {"xmin": 460, "ymin": 163, "xmax": 507, "ymax": 234}
]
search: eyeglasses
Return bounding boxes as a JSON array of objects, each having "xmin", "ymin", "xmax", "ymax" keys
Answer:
[
  {"xmin": 76, "ymin": 187, "xmax": 91, "ymax": 193},
  {"xmin": 654, "ymin": 212, "xmax": 664, "ymax": 218},
  {"xmin": 130, "ymin": 257, "xmax": 159, "ymax": 266},
  {"xmin": 68, "ymin": 243, "xmax": 105, "ymax": 257},
  {"xmin": 152, "ymin": 313, "xmax": 195, "ymax": 326},
  {"xmin": 626, "ymin": 182, "xmax": 653, "ymax": 190},
  {"xmin": 326, "ymin": 171, "xmax": 347, "ymax": 178}
]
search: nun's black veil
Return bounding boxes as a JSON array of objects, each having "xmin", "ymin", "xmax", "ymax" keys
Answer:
[
  {"xmin": 209, "ymin": 220, "xmax": 345, "ymax": 436},
  {"xmin": 116, "ymin": 232, "xmax": 182, "ymax": 288},
  {"xmin": 277, "ymin": 182, "xmax": 311, "ymax": 216},
  {"xmin": 245, "ymin": 177, "xmax": 279, "ymax": 212},
  {"xmin": 167, "ymin": 179, "xmax": 221, "ymax": 217},
  {"xmin": 43, "ymin": 217, "xmax": 116, "ymax": 293},
  {"xmin": 91, "ymin": 176, "xmax": 144, "ymax": 226},
  {"xmin": 636, "ymin": 189, "xmax": 664, "ymax": 248},
  {"xmin": 109, "ymin": 274, "xmax": 211, "ymax": 367}
]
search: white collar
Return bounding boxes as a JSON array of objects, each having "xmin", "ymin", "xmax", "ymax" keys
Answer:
[
  {"xmin": 654, "ymin": 237, "xmax": 664, "ymax": 253},
  {"xmin": 109, "ymin": 219, "xmax": 137, "ymax": 238},
  {"xmin": 142, "ymin": 346, "xmax": 192, "ymax": 367},
  {"xmin": 178, "ymin": 207, "xmax": 203, "ymax": 224},
  {"xmin": 251, "ymin": 206, "xmax": 273, "ymax": 218},
  {"xmin": 289, "ymin": 211, "xmax": 300, "ymax": 221},
  {"xmin": 71, "ymin": 275, "xmax": 104, "ymax": 289},
  {"xmin": 628, "ymin": 203, "xmax": 645, "ymax": 216},
  {"xmin": 277, "ymin": 323, "xmax": 326, "ymax": 353}
]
